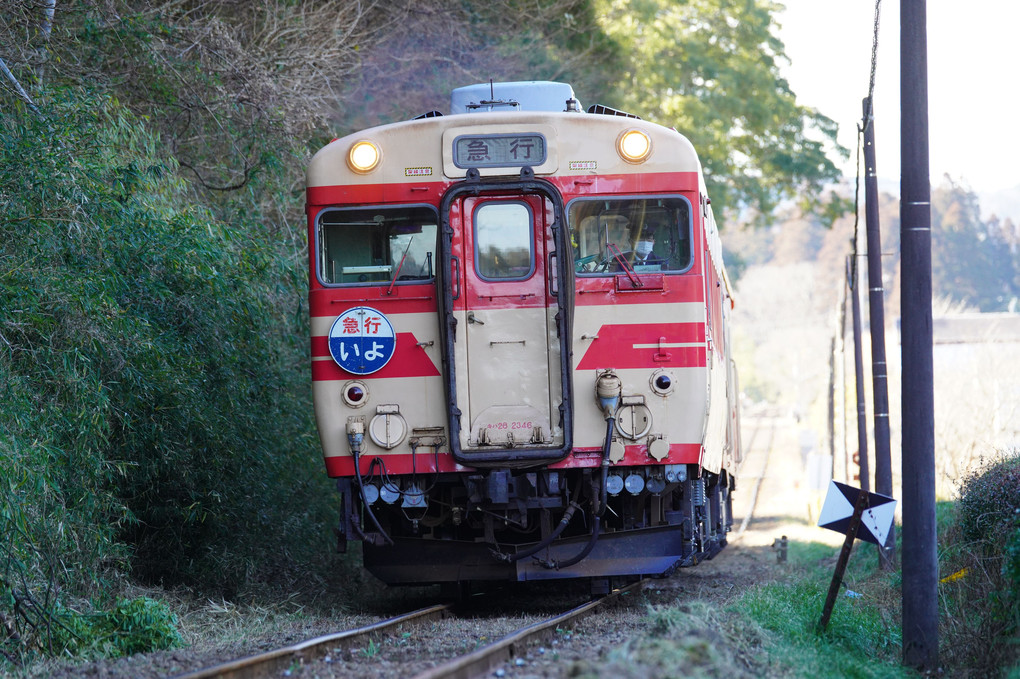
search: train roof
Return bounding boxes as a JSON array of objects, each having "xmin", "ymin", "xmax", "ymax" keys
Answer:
[
  {"xmin": 308, "ymin": 82, "xmax": 704, "ymax": 189},
  {"xmin": 449, "ymin": 81, "xmax": 580, "ymax": 114}
]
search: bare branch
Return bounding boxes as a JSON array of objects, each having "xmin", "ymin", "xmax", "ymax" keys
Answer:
[
  {"xmin": 0, "ymin": 54, "xmax": 38, "ymax": 113},
  {"xmin": 178, "ymin": 159, "xmax": 253, "ymax": 192}
]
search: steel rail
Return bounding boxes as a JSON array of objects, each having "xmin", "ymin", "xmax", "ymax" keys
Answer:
[
  {"xmin": 411, "ymin": 579, "xmax": 648, "ymax": 679},
  {"xmin": 170, "ymin": 603, "xmax": 452, "ymax": 679},
  {"xmin": 734, "ymin": 407, "xmax": 764, "ymax": 478},
  {"xmin": 733, "ymin": 414, "xmax": 776, "ymax": 538}
]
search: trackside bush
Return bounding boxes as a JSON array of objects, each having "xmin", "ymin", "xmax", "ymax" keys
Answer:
[
  {"xmin": 1, "ymin": 86, "xmax": 330, "ymax": 661},
  {"xmin": 956, "ymin": 452, "xmax": 1020, "ymax": 546},
  {"xmin": 940, "ymin": 450, "xmax": 1020, "ymax": 676},
  {"xmin": 53, "ymin": 597, "xmax": 182, "ymax": 658}
]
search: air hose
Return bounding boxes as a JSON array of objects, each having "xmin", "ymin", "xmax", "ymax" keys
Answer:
[
  {"xmin": 539, "ymin": 415, "xmax": 614, "ymax": 570},
  {"xmin": 349, "ymin": 432, "xmax": 394, "ymax": 546},
  {"xmin": 492, "ymin": 499, "xmax": 582, "ymax": 563}
]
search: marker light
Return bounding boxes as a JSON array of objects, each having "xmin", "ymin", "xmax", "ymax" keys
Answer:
[
  {"xmin": 348, "ymin": 140, "xmax": 381, "ymax": 173},
  {"xmin": 342, "ymin": 381, "xmax": 368, "ymax": 407},
  {"xmin": 650, "ymin": 369, "xmax": 675, "ymax": 396},
  {"xmin": 617, "ymin": 129, "xmax": 651, "ymax": 163}
]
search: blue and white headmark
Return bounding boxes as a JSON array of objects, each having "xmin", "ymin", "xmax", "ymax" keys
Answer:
[{"xmin": 328, "ymin": 306, "xmax": 396, "ymax": 375}]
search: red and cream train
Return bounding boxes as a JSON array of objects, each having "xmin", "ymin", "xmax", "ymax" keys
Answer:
[{"xmin": 306, "ymin": 81, "xmax": 741, "ymax": 588}]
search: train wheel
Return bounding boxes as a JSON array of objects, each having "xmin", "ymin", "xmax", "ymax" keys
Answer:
[{"xmin": 703, "ymin": 472, "xmax": 724, "ymax": 560}]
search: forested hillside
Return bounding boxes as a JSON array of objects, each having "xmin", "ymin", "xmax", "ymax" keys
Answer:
[
  {"xmin": 1, "ymin": 0, "xmax": 844, "ymax": 663},
  {"xmin": 723, "ymin": 180, "xmax": 1020, "ymax": 315}
]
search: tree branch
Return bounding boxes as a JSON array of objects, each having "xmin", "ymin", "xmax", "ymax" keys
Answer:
[
  {"xmin": 0, "ymin": 55, "xmax": 39, "ymax": 113},
  {"xmin": 178, "ymin": 159, "xmax": 254, "ymax": 192}
]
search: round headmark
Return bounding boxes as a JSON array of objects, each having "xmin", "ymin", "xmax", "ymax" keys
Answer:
[{"xmin": 328, "ymin": 306, "xmax": 396, "ymax": 375}]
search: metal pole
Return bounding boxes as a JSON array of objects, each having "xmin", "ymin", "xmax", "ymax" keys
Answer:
[
  {"xmin": 839, "ymin": 276, "xmax": 849, "ymax": 483},
  {"xmin": 900, "ymin": 0, "xmax": 938, "ymax": 669},
  {"xmin": 862, "ymin": 97, "xmax": 895, "ymax": 568},
  {"xmin": 818, "ymin": 489, "xmax": 869, "ymax": 632},
  {"xmin": 828, "ymin": 336, "xmax": 836, "ymax": 479},
  {"xmin": 849, "ymin": 256, "xmax": 870, "ymax": 493}
]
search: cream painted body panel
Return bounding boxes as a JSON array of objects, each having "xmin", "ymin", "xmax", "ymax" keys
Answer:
[
  {"xmin": 460, "ymin": 306, "xmax": 563, "ymax": 449},
  {"xmin": 307, "ymin": 112, "xmax": 702, "ymax": 189},
  {"xmin": 311, "ymin": 312, "xmax": 447, "ymax": 462},
  {"xmin": 701, "ymin": 351, "xmax": 730, "ymax": 474},
  {"xmin": 571, "ymin": 302, "xmax": 709, "ymax": 451}
]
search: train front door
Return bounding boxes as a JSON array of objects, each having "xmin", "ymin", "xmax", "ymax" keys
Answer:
[{"xmin": 440, "ymin": 186, "xmax": 573, "ymax": 464}]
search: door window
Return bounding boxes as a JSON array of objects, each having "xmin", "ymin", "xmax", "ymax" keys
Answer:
[{"xmin": 473, "ymin": 202, "xmax": 534, "ymax": 281}]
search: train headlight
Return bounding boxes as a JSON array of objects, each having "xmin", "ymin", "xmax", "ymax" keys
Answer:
[
  {"xmin": 617, "ymin": 129, "xmax": 651, "ymax": 163},
  {"xmin": 347, "ymin": 140, "xmax": 381, "ymax": 173}
]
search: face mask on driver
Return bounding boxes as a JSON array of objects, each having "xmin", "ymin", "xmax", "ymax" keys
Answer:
[{"xmin": 636, "ymin": 240, "xmax": 654, "ymax": 258}]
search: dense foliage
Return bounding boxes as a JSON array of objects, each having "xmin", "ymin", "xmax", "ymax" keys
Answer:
[
  {"xmin": 336, "ymin": 0, "xmax": 623, "ymax": 132},
  {"xmin": 1, "ymin": 0, "xmax": 341, "ymax": 661},
  {"xmin": 593, "ymin": 0, "xmax": 845, "ymax": 219},
  {"xmin": 932, "ymin": 181, "xmax": 1020, "ymax": 312},
  {"xmin": 0, "ymin": 87, "xmax": 326, "ymax": 656},
  {"xmin": 940, "ymin": 452, "xmax": 1020, "ymax": 676},
  {"xmin": 53, "ymin": 597, "xmax": 183, "ymax": 658}
]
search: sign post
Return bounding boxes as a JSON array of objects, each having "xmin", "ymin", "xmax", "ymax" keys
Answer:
[{"xmin": 816, "ymin": 481, "xmax": 897, "ymax": 631}]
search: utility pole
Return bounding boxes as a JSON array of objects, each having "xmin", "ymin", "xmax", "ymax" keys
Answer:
[
  {"xmin": 900, "ymin": 0, "xmax": 938, "ymax": 670},
  {"xmin": 849, "ymin": 256, "xmax": 870, "ymax": 493},
  {"xmin": 862, "ymin": 97, "xmax": 895, "ymax": 568}
]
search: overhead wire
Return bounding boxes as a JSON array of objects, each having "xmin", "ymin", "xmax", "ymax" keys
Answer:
[{"xmin": 851, "ymin": 0, "xmax": 884, "ymax": 287}]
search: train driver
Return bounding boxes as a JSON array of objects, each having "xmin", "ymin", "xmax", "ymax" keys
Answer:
[{"xmin": 632, "ymin": 229, "xmax": 663, "ymax": 268}]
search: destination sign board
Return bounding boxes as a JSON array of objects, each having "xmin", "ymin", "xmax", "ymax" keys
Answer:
[{"xmin": 453, "ymin": 134, "xmax": 547, "ymax": 169}]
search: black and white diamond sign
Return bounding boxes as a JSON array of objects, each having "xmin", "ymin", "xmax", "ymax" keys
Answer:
[{"xmin": 818, "ymin": 480, "xmax": 897, "ymax": 545}]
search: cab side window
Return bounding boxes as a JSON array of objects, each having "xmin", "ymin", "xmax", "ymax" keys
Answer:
[
  {"xmin": 318, "ymin": 206, "xmax": 437, "ymax": 285},
  {"xmin": 568, "ymin": 197, "xmax": 693, "ymax": 275}
]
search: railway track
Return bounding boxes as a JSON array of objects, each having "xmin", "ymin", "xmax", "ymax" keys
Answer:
[
  {"xmin": 169, "ymin": 604, "xmax": 451, "ymax": 679},
  {"xmin": 732, "ymin": 411, "xmax": 777, "ymax": 539},
  {"xmin": 171, "ymin": 580, "xmax": 646, "ymax": 679}
]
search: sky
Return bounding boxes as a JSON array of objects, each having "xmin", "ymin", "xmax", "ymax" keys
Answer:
[{"xmin": 777, "ymin": 0, "xmax": 1020, "ymax": 195}]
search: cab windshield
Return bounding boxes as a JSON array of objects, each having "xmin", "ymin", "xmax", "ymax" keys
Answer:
[
  {"xmin": 568, "ymin": 197, "xmax": 692, "ymax": 275},
  {"xmin": 317, "ymin": 206, "xmax": 438, "ymax": 285}
]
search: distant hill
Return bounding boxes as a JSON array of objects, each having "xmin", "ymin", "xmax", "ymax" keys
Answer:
[{"xmin": 873, "ymin": 176, "xmax": 1020, "ymax": 223}]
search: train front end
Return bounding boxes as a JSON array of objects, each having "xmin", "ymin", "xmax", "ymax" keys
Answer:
[{"xmin": 306, "ymin": 82, "xmax": 739, "ymax": 586}]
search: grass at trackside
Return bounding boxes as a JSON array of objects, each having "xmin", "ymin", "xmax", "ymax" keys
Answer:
[
  {"xmin": 734, "ymin": 539, "xmax": 911, "ymax": 679},
  {"xmin": 572, "ymin": 538, "xmax": 917, "ymax": 679},
  {"xmin": 606, "ymin": 494, "xmax": 1017, "ymax": 679},
  {"xmin": 554, "ymin": 537, "xmax": 915, "ymax": 679}
]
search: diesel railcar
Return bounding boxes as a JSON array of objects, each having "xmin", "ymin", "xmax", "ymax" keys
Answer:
[{"xmin": 306, "ymin": 81, "xmax": 741, "ymax": 588}]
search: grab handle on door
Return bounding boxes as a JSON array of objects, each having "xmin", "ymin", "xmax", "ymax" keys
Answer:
[
  {"xmin": 451, "ymin": 256, "xmax": 461, "ymax": 300},
  {"xmin": 548, "ymin": 251, "xmax": 558, "ymax": 295},
  {"xmin": 467, "ymin": 312, "xmax": 484, "ymax": 325}
]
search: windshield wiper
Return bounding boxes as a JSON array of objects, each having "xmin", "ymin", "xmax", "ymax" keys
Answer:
[
  {"xmin": 606, "ymin": 242, "xmax": 643, "ymax": 288},
  {"xmin": 386, "ymin": 237, "xmax": 414, "ymax": 295}
]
